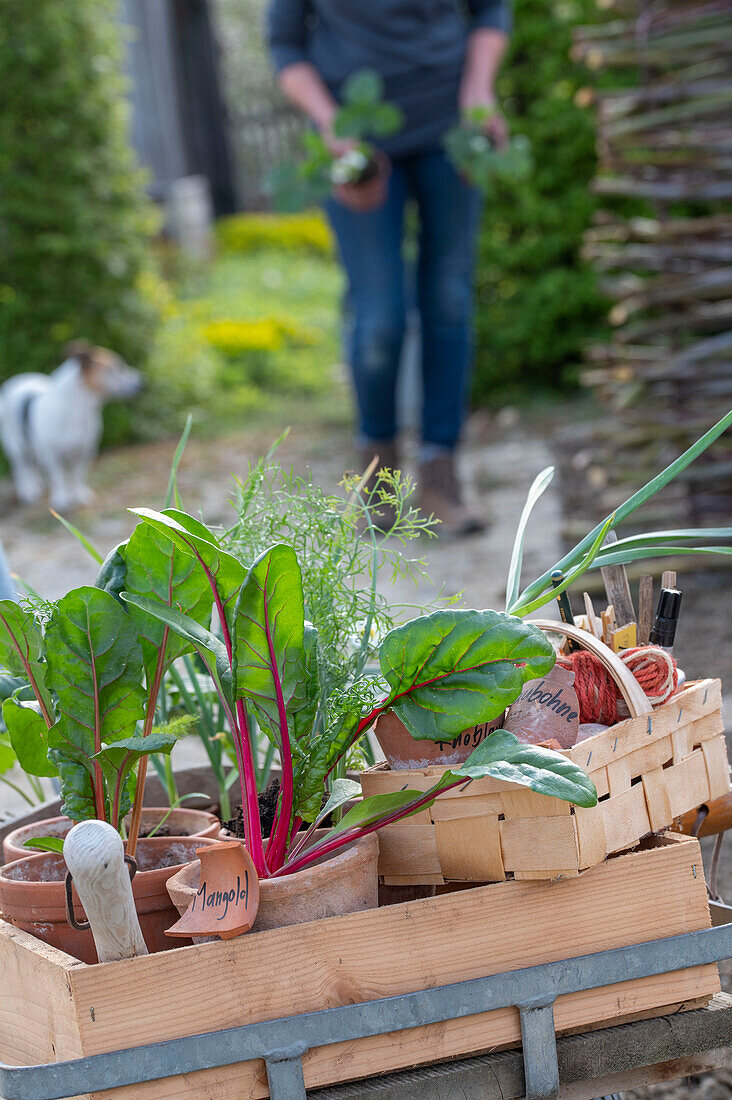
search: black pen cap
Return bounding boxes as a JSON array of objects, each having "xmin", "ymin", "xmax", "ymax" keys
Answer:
[{"xmin": 649, "ymin": 588, "xmax": 682, "ymax": 648}]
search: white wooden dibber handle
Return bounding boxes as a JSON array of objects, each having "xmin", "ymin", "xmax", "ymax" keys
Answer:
[
  {"xmin": 532, "ymin": 619, "xmax": 653, "ymax": 718},
  {"xmin": 63, "ymin": 820, "xmax": 148, "ymax": 963}
]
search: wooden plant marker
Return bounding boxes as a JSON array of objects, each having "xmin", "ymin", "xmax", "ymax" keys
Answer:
[
  {"xmin": 610, "ymin": 622, "xmax": 637, "ymax": 652},
  {"xmin": 601, "ymin": 604, "xmax": 616, "ymax": 645},
  {"xmin": 583, "ymin": 592, "xmax": 602, "ymax": 638},
  {"xmin": 662, "ymin": 570, "xmax": 677, "ymax": 590},
  {"xmin": 600, "ymin": 531, "xmax": 636, "ymax": 629},
  {"xmin": 638, "ymin": 575, "xmax": 653, "ymax": 644},
  {"xmin": 165, "ymin": 842, "xmax": 259, "ymax": 940}
]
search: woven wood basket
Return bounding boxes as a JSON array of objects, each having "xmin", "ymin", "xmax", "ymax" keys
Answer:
[{"xmin": 361, "ymin": 622, "xmax": 730, "ymax": 885}]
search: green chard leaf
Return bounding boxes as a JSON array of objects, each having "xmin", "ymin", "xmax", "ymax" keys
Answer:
[
  {"xmin": 23, "ymin": 836, "xmax": 65, "ymax": 854},
  {"xmin": 2, "ymin": 696, "xmax": 59, "ymax": 778},
  {"xmin": 452, "ymin": 730, "xmax": 597, "ymax": 807},
  {"xmin": 291, "ymin": 622, "xmax": 326, "ymax": 822},
  {"xmin": 0, "ymin": 600, "xmax": 52, "ymax": 721},
  {"xmin": 322, "ymin": 788, "xmax": 432, "ymax": 838},
  {"xmin": 119, "ymin": 593, "xmax": 236, "ymax": 719},
  {"xmin": 233, "ymin": 544, "xmax": 306, "ymax": 736},
  {"xmin": 379, "ymin": 608, "xmax": 555, "ymax": 741},
  {"xmin": 45, "ymin": 587, "xmax": 147, "ymax": 822},
  {"xmin": 129, "ymin": 508, "xmax": 245, "ymax": 636},
  {"xmin": 123, "ymin": 522, "xmax": 214, "ymax": 686},
  {"xmin": 94, "ymin": 730, "xmax": 177, "ymax": 823},
  {"xmin": 94, "ymin": 542, "xmax": 128, "ymax": 603}
]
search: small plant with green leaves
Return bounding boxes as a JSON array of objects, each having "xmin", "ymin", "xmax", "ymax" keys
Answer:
[
  {"xmin": 122, "ymin": 509, "xmax": 598, "ymax": 879},
  {"xmin": 444, "ymin": 106, "xmax": 533, "ymax": 192},
  {"xmin": 268, "ymin": 69, "xmax": 404, "ymax": 212}
]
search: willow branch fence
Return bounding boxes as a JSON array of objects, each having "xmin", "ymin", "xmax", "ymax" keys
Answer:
[{"xmin": 565, "ymin": 0, "xmax": 731, "ymax": 529}]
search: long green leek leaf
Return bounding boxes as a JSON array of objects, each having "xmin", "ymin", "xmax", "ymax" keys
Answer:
[
  {"xmin": 512, "ymin": 409, "xmax": 732, "ymax": 610},
  {"xmin": 509, "ymin": 515, "xmax": 614, "ymax": 617},
  {"xmin": 588, "ymin": 545, "xmax": 732, "ymax": 568},
  {"xmin": 505, "ymin": 466, "xmax": 555, "ymax": 611}
]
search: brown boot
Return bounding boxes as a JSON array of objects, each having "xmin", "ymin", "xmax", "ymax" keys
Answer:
[
  {"xmin": 355, "ymin": 440, "xmax": 400, "ymax": 533},
  {"xmin": 418, "ymin": 451, "xmax": 485, "ymax": 538}
]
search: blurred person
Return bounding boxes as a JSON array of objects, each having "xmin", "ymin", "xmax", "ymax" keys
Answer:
[{"xmin": 267, "ymin": 0, "xmax": 510, "ymax": 536}]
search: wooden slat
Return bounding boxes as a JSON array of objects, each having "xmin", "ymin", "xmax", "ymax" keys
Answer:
[
  {"xmin": 435, "ymin": 815, "xmax": 505, "ymax": 882},
  {"xmin": 59, "ymin": 835, "xmax": 715, "ymax": 1098},
  {"xmin": 574, "ymin": 804, "xmax": 609, "ymax": 869},
  {"xmin": 382, "ymin": 874, "xmax": 445, "ymax": 886},
  {"xmin": 619, "ymin": 735, "xmax": 674, "ymax": 780},
  {"xmin": 643, "ymin": 768, "xmax": 674, "ymax": 832},
  {"xmin": 701, "ymin": 737, "xmax": 732, "ymax": 802},
  {"xmin": 430, "ymin": 792, "xmax": 506, "ymax": 822},
  {"xmin": 602, "ymin": 786, "xmax": 651, "ymax": 854},
  {"xmin": 0, "ymin": 924, "xmax": 83, "ymax": 1069},
  {"xmin": 665, "ymin": 752, "xmax": 711, "ymax": 819},
  {"xmin": 500, "ymin": 817, "xmax": 579, "ymax": 873},
  {"xmin": 376, "ymin": 825, "xmax": 441, "ymax": 879},
  {"xmin": 671, "ymin": 725, "xmax": 692, "ymax": 763},
  {"xmin": 607, "ymin": 757, "xmax": 632, "ymax": 797},
  {"xmin": 688, "ymin": 713, "xmax": 726, "ymax": 744},
  {"xmin": 500, "ymin": 790, "xmax": 572, "ymax": 819}
]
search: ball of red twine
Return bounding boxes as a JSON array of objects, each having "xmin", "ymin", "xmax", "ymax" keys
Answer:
[{"xmin": 558, "ymin": 646, "xmax": 678, "ymax": 725}]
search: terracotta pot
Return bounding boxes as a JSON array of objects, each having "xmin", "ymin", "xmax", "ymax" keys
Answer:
[
  {"xmin": 2, "ymin": 807, "xmax": 220, "ymax": 865},
  {"xmin": 0, "ymin": 836, "xmax": 218, "ymax": 963},
  {"xmin": 373, "ymin": 711, "xmax": 506, "ymax": 770},
  {"xmin": 167, "ymin": 831, "xmax": 378, "ymax": 933},
  {"xmin": 333, "ymin": 151, "xmax": 391, "ymax": 213}
]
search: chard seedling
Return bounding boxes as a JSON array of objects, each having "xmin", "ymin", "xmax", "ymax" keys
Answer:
[
  {"xmin": 268, "ymin": 68, "xmax": 404, "ymax": 212},
  {"xmin": 444, "ymin": 106, "xmax": 533, "ymax": 192},
  {"xmin": 122, "ymin": 509, "xmax": 598, "ymax": 879}
]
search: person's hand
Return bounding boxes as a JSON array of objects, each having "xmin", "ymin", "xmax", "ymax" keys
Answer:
[
  {"xmin": 458, "ymin": 87, "xmax": 509, "ymax": 150},
  {"xmin": 314, "ymin": 106, "xmax": 356, "ymax": 157}
]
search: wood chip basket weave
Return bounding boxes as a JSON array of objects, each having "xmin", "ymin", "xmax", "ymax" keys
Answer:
[{"xmin": 360, "ymin": 622, "xmax": 730, "ymax": 885}]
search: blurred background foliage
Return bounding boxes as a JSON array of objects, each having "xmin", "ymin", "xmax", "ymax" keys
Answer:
[
  {"xmin": 0, "ymin": 0, "xmax": 613, "ymax": 454},
  {"xmin": 0, "ymin": 0, "xmax": 159, "ymax": 383},
  {"xmin": 473, "ymin": 0, "xmax": 608, "ymax": 402}
]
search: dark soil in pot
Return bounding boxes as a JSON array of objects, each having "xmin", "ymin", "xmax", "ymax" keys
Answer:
[
  {"xmin": 0, "ymin": 835, "xmax": 218, "ymax": 964},
  {"xmin": 223, "ymin": 778, "xmax": 281, "ymax": 839},
  {"xmin": 222, "ymin": 779, "xmax": 338, "ymax": 841}
]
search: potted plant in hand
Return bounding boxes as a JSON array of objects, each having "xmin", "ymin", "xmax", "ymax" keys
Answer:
[
  {"xmin": 269, "ymin": 68, "xmax": 404, "ymax": 214},
  {"xmin": 444, "ymin": 105, "xmax": 532, "ymax": 192},
  {"xmin": 123, "ymin": 507, "xmax": 597, "ymax": 931}
]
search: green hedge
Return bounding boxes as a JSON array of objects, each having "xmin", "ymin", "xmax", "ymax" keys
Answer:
[
  {"xmin": 0, "ymin": 0, "xmax": 158, "ymax": 387},
  {"xmin": 473, "ymin": 0, "xmax": 607, "ymax": 402}
]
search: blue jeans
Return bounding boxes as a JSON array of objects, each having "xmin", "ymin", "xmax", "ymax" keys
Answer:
[{"xmin": 326, "ymin": 148, "xmax": 482, "ymax": 449}]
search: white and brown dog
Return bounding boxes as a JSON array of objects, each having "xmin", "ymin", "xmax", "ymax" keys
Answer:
[{"xmin": 0, "ymin": 341, "xmax": 142, "ymax": 512}]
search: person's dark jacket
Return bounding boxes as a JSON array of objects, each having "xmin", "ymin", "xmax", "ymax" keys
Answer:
[{"xmin": 267, "ymin": 0, "xmax": 511, "ymax": 157}]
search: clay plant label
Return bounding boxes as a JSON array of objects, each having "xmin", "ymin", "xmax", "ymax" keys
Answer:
[
  {"xmin": 502, "ymin": 664, "xmax": 580, "ymax": 749},
  {"xmin": 165, "ymin": 841, "xmax": 260, "ymax": 940}
]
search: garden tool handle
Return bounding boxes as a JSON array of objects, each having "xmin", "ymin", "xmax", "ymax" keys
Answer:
[
  {"xmin": 532, "ymin": 619, "xmax": 653, "ymax": 719},
  {"xmin": 63, "ymin": 820, "xmax": 148, "ymax": 963}
]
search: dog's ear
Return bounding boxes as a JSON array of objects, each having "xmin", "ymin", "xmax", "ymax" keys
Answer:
[{"xmin": 64, "ymin": 339, "xmax": 93, "ymax": 368}]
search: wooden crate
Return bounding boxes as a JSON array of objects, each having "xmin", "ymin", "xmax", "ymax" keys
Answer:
[
  {"xmin": 0, "ymin": 834, "xmax": 719, "ymax": 1099},
  {"xmin": 361, "ymin": 678, "xmax": 729, "ymax": 884}
]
